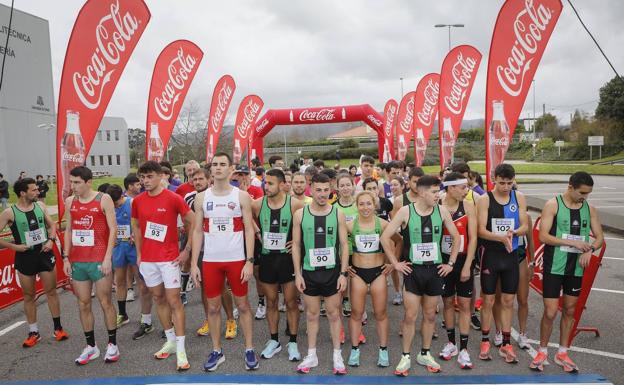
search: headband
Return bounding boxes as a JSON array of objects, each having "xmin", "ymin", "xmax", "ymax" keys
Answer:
[{"xmin": 443, "ymin": 179, "xmax": 468, "ymax": 187}]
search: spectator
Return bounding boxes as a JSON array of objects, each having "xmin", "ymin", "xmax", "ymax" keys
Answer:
[
  {"xmin": 17, "ymin": 171, "xmax": 26, "ymax": 181},
  {"xmin": 251, "ymin": 167, "xmax": 265, "ymax": 188},
  {"xmin": 36, "ymin": 175, "xmax": 49, "ymax": 200},
  {"xmin": 313, "ymin": 159, "xmax": 325, "ymax": 171},
  {"xmin": 159, "ymin": 161, "xmax": 181, "ymax": 188},
  {"xmin": 469, "ymin": 170, "xmax": 485, "ymax": 195},
  {"xmin": 334, "ymin": 163, "xmax": 341, "ymax": 171},
  {"xmin": 349, "ymin": 164, "xmax": 358, "ymax": 178},
  {"xmin": 268, "ymin": 155, "xmax": 285, "ymax": 169},
  {"xmin": 123, "ymin": 173, "xmax": 142, "ymax": 198},
  {"xmin": 0, "ymin": 173, "xmax": 8, "ymax": 210}
]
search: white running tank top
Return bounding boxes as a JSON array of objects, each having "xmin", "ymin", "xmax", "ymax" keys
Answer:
[{"xmin": 202, "ymin": 187, "xmax": 245, "ymax": 262}]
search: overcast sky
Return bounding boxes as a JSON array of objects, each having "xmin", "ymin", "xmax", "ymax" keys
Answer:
[{"xmin": 2, "ymin": 0, "xmax": 623, "ymax": 129}]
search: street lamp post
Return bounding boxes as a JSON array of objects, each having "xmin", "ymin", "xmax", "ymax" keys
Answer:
[
  {"xmin": 400, "ymin": 77, "xmax": 404, "ymax": 98},
  {"xmin": 532, "ymin": 79, "xmax": 536, "ymax": 135},
  {"xmin": 434, "ymin": 24, "xmax": 465, "ymax": 51}
]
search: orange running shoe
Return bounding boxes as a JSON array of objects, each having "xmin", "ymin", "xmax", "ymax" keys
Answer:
[
  {"xmin": 22, "ymin": 332, "xmax": 41, "ymax": 348},
  {"xmin": 358, "ymin": 332, "xmax": 366, "ymax": 344},
  {"xmin": 554, "ymin": 351, "xmax": 579, "ymax": 373},
  {"xmin": 529, "ymin": 351, "xmax": 548, "ymax": 371},
  {"xmin": 499, "ymin": 344, "xmax": 518, "ymax": 364},
  {"xmin": 479, "ymin": 341, "xmax": 492, "ymax": 360},
  {"xmin": 54, "ymin": 329, "xmax": 69, "ymax": 341}
]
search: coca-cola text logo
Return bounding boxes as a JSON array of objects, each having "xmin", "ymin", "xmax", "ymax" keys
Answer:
[
  {"xmin": 0, "ymin": 264, "xmax": 18, "ymax": 293},
  {"xmin": 496, "ymin": 0, "xmax": 554, "ymax": 97},
  {"xmin": 384, "ymin": 104, "xmax": 397, "ymax": 137},
  {"xmin": 72, "ymin": 1, "xmax": 141, "ymax": 110},
  {"xmin": 398, "ymin": 96, "xmax": 414, "ymax": 134},
  {"xmin": 492, "ymin": 136, "xmax": 510, "ymax": 146},
  {"xmin": 368, "ymin": 114, "xmax": 382, "ymax": 128},
  {"xmin": 61, "ymin": 150, "xmax": 85, "ymax": 164},
  {"xmin": 416, "ymin": 79, "xmax": 440, "ymax": 126},
  {"xmin": 236, "ymin": 100, "xmax": 261, "ymax": 140},
  {"xmin": 154, "ymin": 47, "xmax": 199, "ymax": 121},
  {"xmin": 211, "ymin": 82, "xmax": 233, "ymax": 133},
  {"xmin": 444, "ymin": 53, "xmax": 477, "ymax": 115},
  {"xmin": 148, "ymin": 148, "xmax": 164, "ymax": 159},
  {"xmin": 299, "ymin": 109, "xmax": 335, "ymax": 122},
  {"xmin": 255, "ymin": 118, "xmax": 269, "ymax": 133}
]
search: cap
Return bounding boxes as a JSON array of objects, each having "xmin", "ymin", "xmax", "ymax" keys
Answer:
[{"xmin": 234, "ymin": 165, "xmax": 250, "ymax": 174}]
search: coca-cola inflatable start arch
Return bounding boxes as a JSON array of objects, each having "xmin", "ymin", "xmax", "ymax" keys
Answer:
[{"xmin": 249, "ymin": 104, "xmax": 385, "ymax": 163}]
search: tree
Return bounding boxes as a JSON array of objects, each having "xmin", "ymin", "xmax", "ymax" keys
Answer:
[
  {"xmin": 535, "ymin": 113, "xmax": 563, "ymax": 140},
  {"xmin": 595, "ymin": 76, "xmax": 624, "ymax": 122}
]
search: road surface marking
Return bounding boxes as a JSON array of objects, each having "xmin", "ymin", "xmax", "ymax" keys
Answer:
[
  {"xmin": 591, "ymin": 287, "xmax": 624, "ymax": 294},
  {"xmin": 0, "ymin": 321, "xmax": 25, "ymax": 337},
  {"xmin": 603, "ymin": 257, "xmax": 624, "ymax": 261},
  {"xmin": 604, "ymin": 237, "xmax": 624, "ymax": 241}
]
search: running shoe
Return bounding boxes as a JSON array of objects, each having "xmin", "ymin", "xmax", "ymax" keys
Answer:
[
  {"xmin": 333, "ymin": 351, "xmax": 347, "ymax": 375},
  {"xmin": 255, "ymin": 303, "xmax": 266, "ymax": 320},
  {"xmin": 197, "ymin": 320, "xmax": 210, "ymax": 336},
  {"xmin": 554, "ymin": 351, "xmax": 579, "ymax": 373},
  {"xmin": 245, "ymin": 349, "xmax": 259, "ymax": 370},
  {"xmin": 439, "ymin": 342, "xmax": 458, "ymax": 361},
  {"xmin": 203, "ymin": 350, "xmax": 225, "ymax": 372},
  {"xmin": 342, "ymin": 299, "xmax": 352, "ymax": 317},
  {"xmin": 416, "ymin": 352, "xmax": 441, "ymax": 373},
  {"xmin": 132, "ymin": 323, "xmax": 154, "ymax": 340},
  {"xmin": 499, "ymin": 344, "xmax": 518, "ymax": 364},
  {"xmin": 54, "ymin": 329, "xmax": 69, "ymax": 342},
  {"xmin": 104, "ymin": 343, "xmax": 120, "ymax": 363},
  {"xmin": 470, "ymin": 313, "xmax": 481, "ymax": 330},
  {"xmin": 320, "ymin": 300, "xmax": 327, "ymax": 317},
  {"xmin": 394, "ymin": 354, "xmax": 410, "ymax": 376},
  {"xmin": 261, "ymin": 340, "xmax": 281, "ymax": 359},
  {"xmin": 180, "ymin": 292, "xmax": 188, "ymax": 306},
  {"xmin": 393, "ymin": 291, "xmax": 403, "ymax": 305},
  {"xmin": 75, "ymin": 345, "xmax": 100, "ymax": 365},
  {"xmin": 493, "ymin": 331, "xmax": 503, "ymax": 347},
  {"xmin": 457, "ymin": 349, "xmax": 474, "ymax": 369},
  {"xmin": 176, "ymin": 351, "xmax": 190, "ymax": 371},
  {"xmin": 296, "ymin": 354, "xmax": 318, "ymax": 374},
  {"xmin": 126, "ymin": 288, "xmax": 135, "ymax": 302},
  {"xmin": 116, "ymin": 314, "xmax": 129, "ymax": 328},
  {"xmin": 233, "ymin": 307, "xmax": 239, "ymax": 319},
  {"xmin": 22, "ymin": 332, "xmax": 41, "ymax": 348},
  {"xmin": 517, "ymin": 333, "xmax": 531, "ymax": 350},
  {"xmin": 479, "ymin": 341, "xmax": 492, "ymax": 361},
  {"xmin": 287, "ymin": 342, "xmax": 301, "ymax": 361},
  {"xmin": 225, "ymin": 319, "xmax": 238, "ymax": 339},
  {"xmin": 529, "ymin": 351, "xmax": 548, "ymax": 372},
  {"xmin": 348, "ymin": 349, "xmax": 360, "ymax": 367},
  {"xmin": 377, "ymin": 349, "xmax": 390, "ymax": 367},
  {"xmin": 154, "ymin": 340, "xmax": 176, "ymax": 359},
  {"xmin": 362, "ymin": 310, "xmax": 368, "ymax": 325}
]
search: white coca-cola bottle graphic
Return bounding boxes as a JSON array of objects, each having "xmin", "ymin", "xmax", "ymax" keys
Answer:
[
  {"xmin": 233, "ymin": 139, "xmax": 241, "ymax": 164},
  {"xmin": 289, "ymin": 110, "xmax": 294, "ymax": 122},
  {"xmin": 207, "ymin": 135, "xmax": 214, "ymax": 160},
  {"xmin": 147, "ymin": 123, "xmax": 164, "ymax": 162},
  {"xmin": 61, "ymin": 110, "xmax": 86, "ymax": 200},
  {"xmin": 488, "ymin": 101, "xmax": 511, "ymax": 181},
  {"xmin": 382, "ymin": 142, "xmax": 391, "ymax": 163},
  {"xmin": 397, "ymin": 135, "xmax": 407, "ymax": 160},
  {"xmin": 441, "ymin": 117, "xmax": 456, "ymax": 168},
  {"xmin": 250, "ymin": 148, "xmax": 257, "ymax": 161},
  {"xmin": 415, "ymin": 128, "xmax": 427, "ymax": 166},
  {"xmin": 341, "ymin": 108, "xmax": 346, "ymax": 120}
]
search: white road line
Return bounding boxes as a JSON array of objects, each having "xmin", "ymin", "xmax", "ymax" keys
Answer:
[
  {"xmin": 603, "ymin": 257, "xmax": 624, "ymax": 261},
  {"xmin": 0, "ymin": 321, "xmax": 25, "ymax": 337},
  {"xmin": 593, "ymin": 205, "xmax": 624, "ymax": 208},
  {"xmin": 591, "ymin": 287, "xmax": 624, "ymax": 294},
  {"xmin": 604, "ymin": 237, "xmax": 624, "ymax": 241},
  {"xmin": 511, "ymin": 328, "xmax": 538, "ymax": 359}
]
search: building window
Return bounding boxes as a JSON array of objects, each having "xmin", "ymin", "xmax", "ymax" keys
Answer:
[
  {"xmin": 116, "ymin": 155, "xmax": 121, "ymax": 165},
  {"xmin": 115, "ymin": 130, "xmax": 119, "ymax": 141},
  {"xmin": 99, "ymin": 155, "xmax": 104, "ymax": 166},
  {"xmin": 97, "ymin": 131, "xmax": 102, "ymax": 141},
  {"xmin": 106, "ymin": 131, "xmax": 111, "ymax": 141},
  {"xmin": 108, "ymin": 155, "xmax": 112, "ymax": 165},
  {"xmin": 90, "ymin": 155, "xmax": 95, "ymax": 166}
]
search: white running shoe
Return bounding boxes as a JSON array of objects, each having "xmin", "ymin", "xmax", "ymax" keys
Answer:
[
  {"xmin": 393, "ymin": 291, "xmax": 403, "ymax": 305},
  {"xmin": 439, "ymin": 342, "xmax": 458, "ymax": 361},
  {"xmin": 494, "ymin": 331, "xmax": 503, "ymax": 347},
  {"xmin": 126, "ymin": 288, "xmax": 135, "ymax": 302},
  {"xmin": 75, "ymin": 345, "xmax": 100, "ymax": 365},
  {"xmin": 104, "ymin": 343, "xmax": 120, "ymax": 363},
  {"xmin": 517, "ymin": 333, "xmax": 531, "ymax": 350},
  {"xmin": 296, "ymin": 354, "xmax": 319, "ymax": 374},
  {"xmin": 255, "ymin": 303, "xmax": 266, "ymax": 320},
  {"xmin": 457, "ymin": 349, "xmax": 474, "ymax": 369},
  {"xmin": 233, "ymin": 307, "xmax": 239, "ymax": 320},
  {"xmin": 278, "ymin": 302, "xmax": 286, "ymax": 312}
]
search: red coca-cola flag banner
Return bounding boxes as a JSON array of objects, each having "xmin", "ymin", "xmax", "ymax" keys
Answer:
[
  {"xmin": 438, "ymin": 45, "xmax": 482, "ymax": 169},
  {"xmin": 485, "ymin": 0, "xmax": 563, "ymax": 189},
  {"xmin": 412, "ymin": 73, "xmax": 440, "ymax": 167},
  {"xmin": 232, "ymin": 95, "xmax": 264, "ymax": 164},
  {"xmin": 381, "ymin": 99, "xmax": 398, "ymax": 162},
  {"xmin": 395, "ymin": 91, "xmax": 416, "ymax": 161},
  {"xmin": 206, "ymin": 75, "xmax": 236, "ymax": 162},
  {"xmin": 145, "ymin": 40, "xmax": 203, "ymax": 162},
  {"xmin": 56, "ymin": 0, "xmax": 150, "ymax": 216}
]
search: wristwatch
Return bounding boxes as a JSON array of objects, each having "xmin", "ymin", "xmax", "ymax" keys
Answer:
[
  {"xmin": 340, "ymin": 271, "xmax": 349, "ymax": 277},
  {"xmin": 246, "ymin": 257, "xmax": 255, "ymax": 264},
  {"xmin": 48, "ymin": 237, "xmax": 56, "ymax": 242},
  {"xmin": 590, "ymin": 245, "xmax": 596, "ymax": 252},
  {"xmin": 448, "ymin": 260, "xmax": 455, "ymax": 267}
]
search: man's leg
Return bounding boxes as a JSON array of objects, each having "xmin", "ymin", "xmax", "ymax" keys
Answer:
[
  {"xmin": 540, "ymin": 298, "xmax": 559, "ymax": 348},
  {"xmin": 114, "ymin": 265, "xmax": 129, "ymax": 322},
  {"xmin": 559, "ymin": 294, "xmax": 579, "ymax": 347},
  {"xmin": 233, "ymin": 294, "xmax": 253, "ymax": 349},
  {"xmin": 517, "ymin": 261, "xmax": 530, "ymax": 345},
  {"xmin": 303, "ymin": 295, "xmax": 321, "ymax": 349},
  {"xmin": 421, "ymin": 295, "xmax": 439, "ymax": 353},
  {"xmin": 73, "ymin": 280, "xmax": 96, "ymax": 335},
  {"xmin": 39, "ymin": 269, "xmax": 63, "ymax": 332},
  {"xmin": 18, "ymin": 273, "xmax": 38, "ymax": 331},
  {"xmin": 263, "ymin": 281, "xmax": 280, "ymax": 338},
  {"xmin": 207, "ymin": 296, "xmax": 224, "ymax": 351},
  {"xmin": 401, "ymin": 291, "xmax": 421, "ymax": 354}
]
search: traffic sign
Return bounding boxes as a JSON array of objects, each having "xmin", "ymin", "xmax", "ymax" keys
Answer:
[{"xmin": 588, "ymin": 136, "xmax": 604, "ymax": 146}]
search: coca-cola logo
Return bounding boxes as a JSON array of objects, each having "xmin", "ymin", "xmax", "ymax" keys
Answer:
[
  {"xmin": 0, "ymin": 264, "xmax": 16, "ymax": 291},
  {"xmin": 72, "ymin": 1, "xmax": 141, "ymax": 109},
  {"xmin": 236, "ymin": 100, "xmax": 261, "ymax": 140},
  {"xmin": 255, "ymin": 118, "xmax": 269, "ymax": 133},
  {"xmin": 492, "ymin": 137, "xmax": 510, "ymax": 146},
  {"xmin": 367, "ymin": 114, "xmax": 382, "ymax": 128},
  {"xmin": 211, "ymin": 81, "xmax": 233, "ymax": 133},
  {"xmin": 398, "ymin": 96, "xmax": 414, "ymax": 134},
  {"xmin": 299, "ymin": 109, "xmax": 335, "ymax": 122},
  {"xmin": 416, "ymin": 79, "xmax": 440, "ymax": 126},
  {"xmin": 74, "ymin": 215, "xmax": 94, "ymax": 229},
  {"xmin": 154, "ymin": 47, "xmax": 199, "ymax": 121},
  {"xmin": 444, "ymin": 53, "xmax": 477, "ymax": 115},
  {"xmin": 496, "ymin": 0, "xmax": 554, "ymax": 97},
  {"xmin": 61, "ymin": 150, "xmax": 85, "ymax": 164},
  {"xmin": 384, "ymin": 104, "xmax": 397, "ymax": 137},
  {"xmin": 149, "ymin": 148, "xmax": 164, "ymax": 159}
]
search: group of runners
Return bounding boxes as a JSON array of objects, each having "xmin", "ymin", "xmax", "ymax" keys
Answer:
[{"xmin": 0, "ymin": 153, "xmax": 603, "ymax": 376}]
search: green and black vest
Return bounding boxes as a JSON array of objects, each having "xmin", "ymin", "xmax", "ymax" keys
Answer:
[
  {"xmin": 401, "ymin": 204, "xmax": 443, "ymax": 265},
  {"xmin": 10, "ymin": 203, "xmax": 49, "ymax": 256},
  {"xmin": 259, "ymin": 195, "xmax": 293, "ymax": 255},
  {"xmin": 301, "ymin": 205, "xmax": 339, "ymax": 271}
]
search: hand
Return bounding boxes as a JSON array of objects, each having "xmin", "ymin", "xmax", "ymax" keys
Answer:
[
  {"xmin": 437, "ymin": 263, "xmax": 453, "ymax": 277},
  {"xmin": 337, "ymin": 275, "xmax": 347, "ymax": 292},
  {"xmin": 579, "ymin": 251, "xmax": 592, "ymax": 268},
  {"xmin": 381, "ymin": 263, "xmax": 394, "ymax": 275},
  {"xmin": 101, "ymin": 258, "xmax": 112, "ymax": 276},
  {"xmin": 347, "ymin": 265, "xmax": 357, "ymax": 278},
  {"xmin": 129, "ymin": 235, "xmax": 135, "ymax": 246},
  {"xmin": 255, "ymin": 231, "xmax": 262, "ymax": 241},
  {"xmin": 501, "ymin": 232, "xmax": 513, "ymax": 253},
  {"xmin": 41, "ymin": 240, "xmax": 53, "ymax": 253},
  {"xmin": 175, "ymin": 249, "xmax": 190, "ymax": 265},
  {"xmin": 285, "ymin": 240, "xmax": 293, "ymax": 253},
  {"xmin": 11, "ymin": 244, "xmax": 29, "ymax": 252},
  {"xmin": 393, "ymin": 261, "xmax": 412, "ymax": 275},
  {"xmin": 62, "ymin": 259, "xmax": 72, "ymax": 278},
  {"xmin": 240, "ymin": 261, "xmax": 254, "ymax": 283},
  {"xmin": 571, "ymin": 240, "xmax": 592, "ymax": 253},
  {"xmin": 190, "ymin": 265, "xmax": 202, "ymax": 287},
  {"xmin": 460, "ymin": 266, "xmax": 471, "ymax": 282},
  {"xmin": 295, "ymin": 274, "xmax": 306, "ymax": 293}
]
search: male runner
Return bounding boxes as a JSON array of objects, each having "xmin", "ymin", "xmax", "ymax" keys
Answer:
[
  {"xmin": 530, "ymin": 171, "xmax": 603, "ymax": 373},
  {"xmin": 63, "ymin": 167, "xmax": 118, "ymax": 364},
  {"xmin": 354, "ymin": 156, "xmax": 380, "ymax": 192},
  {"xmin": 381, "ymin": 175, "xmax": 460, "ymax": 375},
  {"xmin": 190, "ymin": 153, "xmax": 259, "ymax": 372},
  {"xmin": 123, "ymin": 174, "xmax": 142, "ymax": 199},
  {"xmin": 476, "ymin": 164, "xmax": 527, "ymax": 363},
  {"xmin": 131, "ymin": 161, "xmax": 194, "ymax": 371},
  {"xmin": 292, "ymin": 173, "xmax": 349, "ymax": 375},
  {"xmin": 0, "ymin": 178, "xmax": 68, "ymax": 347},
  {"xmin": 291, "ymin": 172, "xmax": 312, "ymax": 204},
  {"xmin": 381, "ymin": 161, "xmax": 401, "ymax": 199},
  {"xmin": 252, "ymin": 168, "xmax": 304, "ymax": 361}
]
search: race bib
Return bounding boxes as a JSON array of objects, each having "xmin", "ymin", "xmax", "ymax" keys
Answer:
[
  {"xmin": 208, "ymin": 217, "xmax": 234, "ymax": 233},
  {"xmin": 72, "ymin": 229, "xmax": 94, "ymax": 247},
  {"xmin": 354, "ymin": 234, "xmax": 379, "ymax": 252},
  {"xmin": 492, "ymin": 218, "xmax": 515, "ymax": 234},
  {"xmin": 117, "ymin": 225, "xmax": 131, "ymax": 239},
  {"xmin": 263, "ymin": 232, "xmax": 287, "ymax": 250},
  {"xmin": 309, "ymin": 247, "xmax": 336, "ymax": 267},
  {"xmin": 442, "ymin": 235, "xmax": 464, "ymax": 254},
  {"xmin": 145, "ymin": 222, "xmax": 167, "ymax": 242},
  {"xmin": 24, "ymin": 228, "xmax": 46, "ymax": 247},
  {"xmin": 411, "ymin": 242, "xmax": 439, "ymax": 262},
  {"xmin": 560, "ymin": 233, "xmax": 585, "ymax": 253},
  {"xmin": 345, "ymin": 214, "xmax": 357, "ymax": 222}
]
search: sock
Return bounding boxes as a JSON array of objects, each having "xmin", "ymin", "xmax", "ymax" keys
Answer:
[
  {"xmin": 28, "ymin": 323, "xmax": 38, "ymax": 333},
  {"xmin": 141, "ymin": 313, "xmax": 152, "ymax": 325},
  {"xmin": 379, "ymin": 346, "xmax": 387, "ymax": 351},
  {"xmin": 164, "ymin": 328, "xmax": 176, "ymax": 343},
  {"xmin": 343, "ymin": 297, "xmax": 349, "ymax": 303},
  {"xmin": 108, "ymin": 328, "xmax": 117, "ymax": 345},
  {"xmin": 540, "ymin": 346, "xmax": 548, "ymax": 354},
  {"xmin": 447, "ymin": 327, "xmax": 456, "ymax": 345},
  {"xmin": 246, "ymin": 347, "xmax": 254, "ymax": 353},
  {"xmin": 402, "ymin": 352, "xmax": 410, "ymax": 357},
  {"xmin": 421, "ymin": 348, "xmax": 430, "ymax": 355},
  {"xmin": 118, "ymin": 300, "xmax": 127, "ymax": 317},
  {"xmin": 308, "ymin": 348, "xmax": 317, "ymax": 357},
  {"xmin": 85, "ymin": 330, "xmax": 95, "ymax": 347},
  {"xmin": 181, "ymin": 272, "xmax": 190, "ymax": 293},
  {"xmin": 52, "ymin": 317, "xmax": 62, "ymax": 331},
  {"xmin": 258, "ymin": 296, "xmax": 265, "ymax": 306},
  {"xmin": 352, "ymin": 345, "xmax": 359, "ymax": 350},
  {"xmin": 502, "ymin": 331, "xmax": 511, "ymax": 346},
  {"xmin": 333, "ymin": 349, "xmax": 342, "ymax": 359},
  {"xmin": 271, "ymin": 333, "xmax": 279, "ymax": 342},
  {"xmin": 558, "ymin": 346, "xmax": 568, "ymax": 354},
  {"xmin": 460, "ymin": 334, "xmax": 469, "ymax": 351},
  {"xmin": 176, "ymin": 335, "xmax": 186, "ymax": 354},
  {"xmin": 481, "ymin": 329, "xmax": 490, "ymax": 342},
  {"xmin": 289, "ymin": 333, "xmax": 297, "ymax": 343}
]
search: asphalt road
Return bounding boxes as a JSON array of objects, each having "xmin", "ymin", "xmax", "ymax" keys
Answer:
[{"xmin": 0, "ymin": 215, "xmax": 622, "ymax": 383}]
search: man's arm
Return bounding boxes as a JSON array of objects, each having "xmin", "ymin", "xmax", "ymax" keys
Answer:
[
  {"xmin": 464, "ymin": 200, "xmax": 477, "ymax": 270},
  {"xmin": 191, "ymin": 192, "xmax": 205, "ymax": 274},
  {"xmin": 381, "ymin": 206, "xmax": 408, "ymax": 265},
  {"xmin": 240, "ymin": 191, "xmax": 255, "ymax": 282},
  {"xmin": 0, "ymin": 209, "xmax": 28, "ymax": 251},
  {"xmin": 589, "ymin": 205, "xmax": 604, "ymax": 251},
  {"xmin": 101, "ymin": 194, "xmax": 117, "ymax": 275},
  {"xmin": 337, "ymin": 210, "xmax": 349, "ymax": 272},
  {"xmin": 38, "ymin": 201, "xmax": 57, "ymax": 252},
  {"xmin": 391, "ymin": 196, "xmax": 402, "ymax": 219},
  {"xmin": 476, "ymin": 194, "xmax": 503, "ymax": 243},
  {"xmin": 62, "ymin": 197, "xmax": 73, "ymax": 257},
  {"xmin": 440, "ymin": 206, "xmax": 460, "ymax": 273},
  {"xmin": 514, "ymin": 192, "xmax": 529, "ymax": 236}
]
